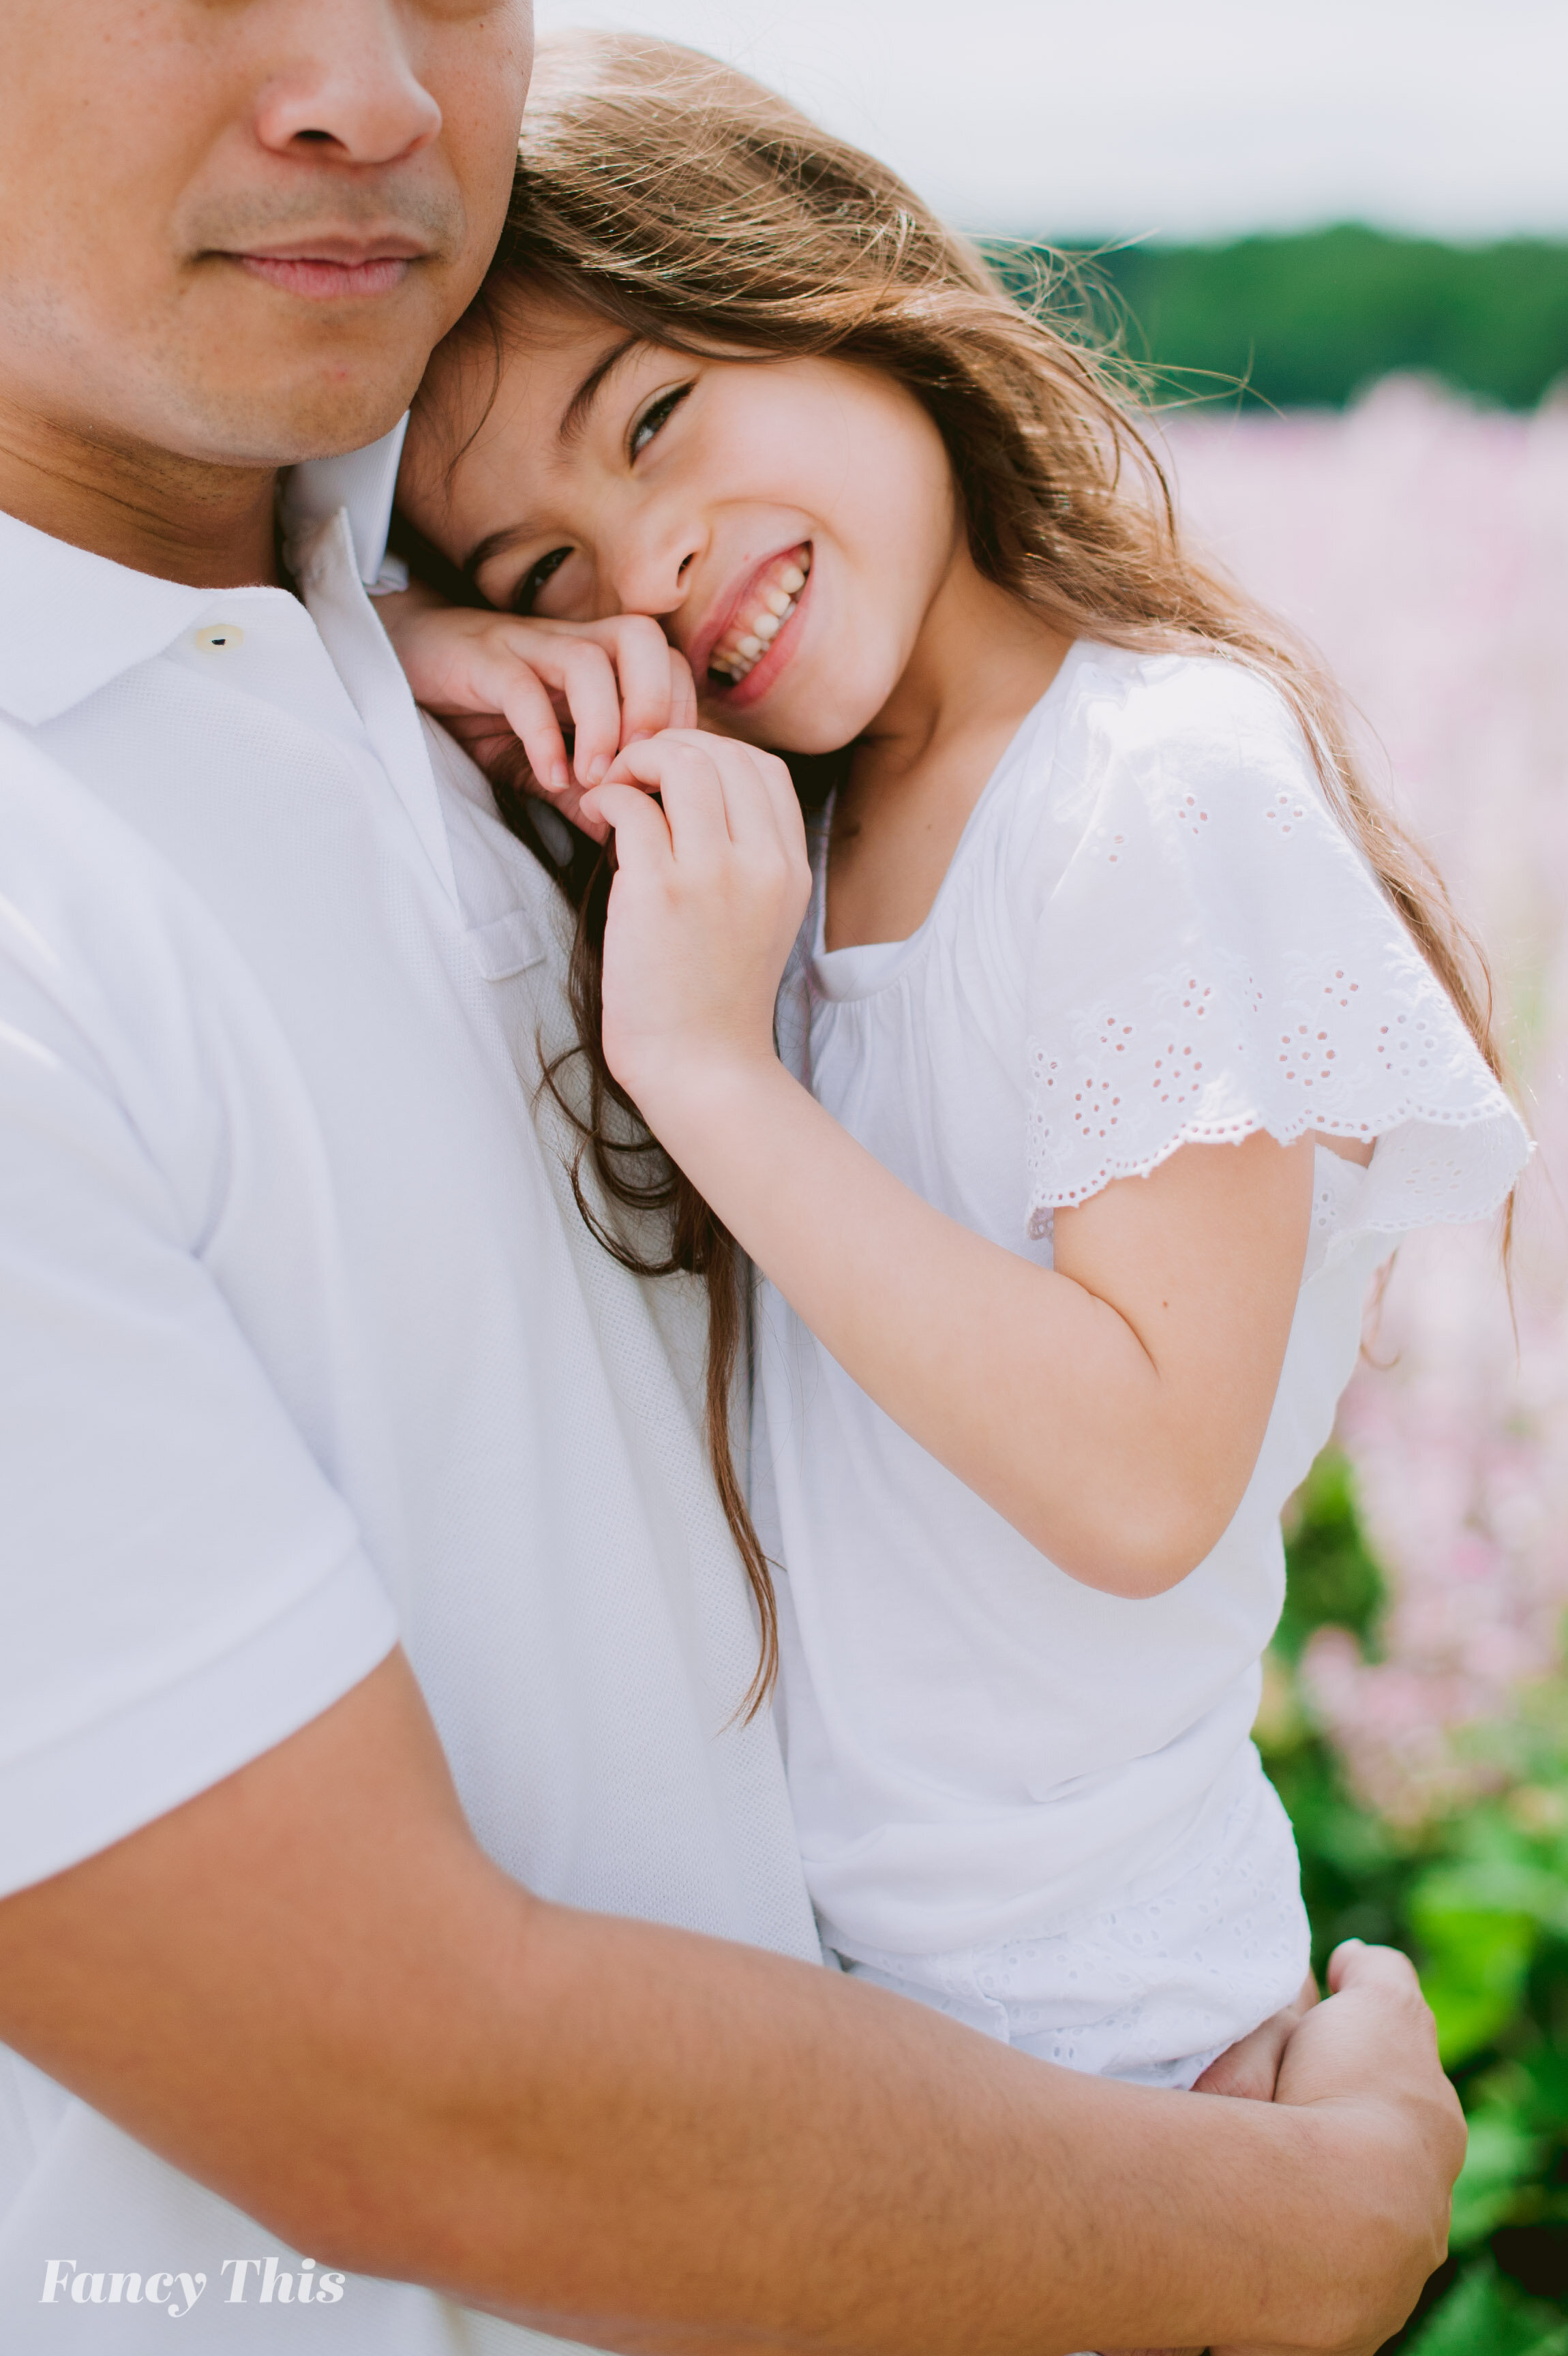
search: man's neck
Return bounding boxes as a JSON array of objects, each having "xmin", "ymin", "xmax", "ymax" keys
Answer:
[{"xmin": 0, "ymin": 394, "xmax": 282, "ymax": 589}]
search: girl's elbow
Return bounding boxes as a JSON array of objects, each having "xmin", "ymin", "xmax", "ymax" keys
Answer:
[
  {"xmin": 1042, "ymin": 1490, "xmax": 1235, "ymax": 1600},
  {"xmin": 1095, "ymin": 1535, "xmax": 1211, "ymax": 1601}
]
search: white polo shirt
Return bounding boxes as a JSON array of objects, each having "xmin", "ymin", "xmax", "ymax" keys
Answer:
[{"xmin": 0, "ymin": 451, "xmax": 819, "ymax": 2348}]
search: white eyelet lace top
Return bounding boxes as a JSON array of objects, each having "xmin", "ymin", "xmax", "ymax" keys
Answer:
[{"xmin": 751, "ymin": 640, "xmax": 1528, "ymax": 1962}]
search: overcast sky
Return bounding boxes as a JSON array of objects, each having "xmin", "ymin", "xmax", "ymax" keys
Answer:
[{"xmin": 534, "ymin": 0, "xmax": 1568, "ymax": 244}]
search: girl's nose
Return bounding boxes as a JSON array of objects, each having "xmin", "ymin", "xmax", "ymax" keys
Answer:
[{"xmin": 614, "ymin": 519, "xmax": 705, "ymax": 620}]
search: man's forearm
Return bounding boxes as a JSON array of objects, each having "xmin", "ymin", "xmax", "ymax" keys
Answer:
[
  {"xmin": 0, "ymin": 1656, "xmax": 1453, "ymax": 2356},
  {"xmin": 406, "ymin": 1901, "xmax": 1432, "ymax": 2356}
]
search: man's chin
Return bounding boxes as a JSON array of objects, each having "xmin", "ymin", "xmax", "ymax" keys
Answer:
[
  {"xmin": 269, "ymin": 388, "xmax": 417, "ymax": 469},
  {"xmin": 160, "ymin": 369, "xmax": 425, "ymax": 472},
  {"xmin": 142, "ymin": 284, "xmax": 451, "ymax": 468}
]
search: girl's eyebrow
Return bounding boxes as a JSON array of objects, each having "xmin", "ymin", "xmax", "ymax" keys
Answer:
[
  {"xmin": 559, "ymin": 335, "xmax": 644, "ymax": 446},
  {"xmin": 458, "ymin": 337, "xmax": 648, "ymax": 580}
]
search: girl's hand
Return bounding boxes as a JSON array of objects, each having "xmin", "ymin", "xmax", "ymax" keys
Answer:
[
  {"xmin": 376, "ymin": 584, "xmax": 698, "ymax": 841},
  {"xmin": 580, "ymin": 731, "xmax": 811, "ymax": 1109},
  {"xmin": 1193, "ymin": 1972, "xmax": 1318, "ymax": 2104}
]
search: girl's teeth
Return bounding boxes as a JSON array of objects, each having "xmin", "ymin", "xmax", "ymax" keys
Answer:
[{"xmin": 708, "ymin": 546, "xmax": 812, "ymax": 686}]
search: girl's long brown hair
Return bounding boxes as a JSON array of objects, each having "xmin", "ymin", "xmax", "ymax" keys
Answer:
[{"xmin": 417, "ymin": 30, "xmax": 1509, "ymax": 1714}]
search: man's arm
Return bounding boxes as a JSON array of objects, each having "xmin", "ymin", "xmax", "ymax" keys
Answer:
[{"xmin": 0, "ymin": 1650, "xmax": 1460, "ymax": 2356}]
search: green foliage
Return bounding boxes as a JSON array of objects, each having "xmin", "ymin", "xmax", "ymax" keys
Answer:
[
  {"xmin": 1269, "ymin": 1455, "xmax": 1568, "ymax": 2347},
  {"xmin": 1419, "ymin": 1899, "xmax": 1540, "ymax": 2072},
  {"xmin": 993, "ymin": 224, "xmax": 1568, "ymax": 411},
  {"xmin": 1451, "ymin": 2109, "xmax": 1546, "ymax": 2252},
  {"xmin": 1404, "ymin": 2259, "xmax": 1568, "ymax": 2356},
  {"xmin": 1276, "ymin": 1451, "xmax": 1388, "ymax": 1663}
]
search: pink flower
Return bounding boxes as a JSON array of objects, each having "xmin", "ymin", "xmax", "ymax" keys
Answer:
[{"xmin": 1167, "ymin": 380, "xmax": 1568, "ymax": 1824}]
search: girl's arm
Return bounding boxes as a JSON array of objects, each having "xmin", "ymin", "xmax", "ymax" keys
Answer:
[{"xmin": 586, "ymin": 736, "xmax": 1314, "ymax": 1601}]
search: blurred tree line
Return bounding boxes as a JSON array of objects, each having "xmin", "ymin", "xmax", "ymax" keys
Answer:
[{"xmin": 998, "ymin": 225, "xmax": 1568, "ymax": 410}]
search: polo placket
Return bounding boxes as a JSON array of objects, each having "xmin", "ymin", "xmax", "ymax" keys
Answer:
[{"xmin": 0, "ymin": 471, "xmax": 819, "ymax": 2351}]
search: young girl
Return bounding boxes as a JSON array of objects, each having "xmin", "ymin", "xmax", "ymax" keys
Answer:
[{"xmin": 380, "ymin": 32, "xmax": 1528, "ymax": 2118}]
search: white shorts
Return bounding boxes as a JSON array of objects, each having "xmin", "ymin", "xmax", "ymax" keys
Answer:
[{"xmin": 832, "ymin": 1753, "xmax": 1310, "ymax": 2089}]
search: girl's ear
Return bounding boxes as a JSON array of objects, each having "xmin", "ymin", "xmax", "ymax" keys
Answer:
[{"xmin": 387, "ymin": 507, "xmax": 492, "ymax": 611}]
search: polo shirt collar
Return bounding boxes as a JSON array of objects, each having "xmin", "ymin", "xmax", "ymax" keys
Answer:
[
  {"xmin": 0, "ymin": 432, "xmax": 460, "ymax": 911},
  {"xmin": 0, "ymin": 507, "xmax": 221, "ymax": 727},
  {"xmin": 281, "ymin": 416, "xmax": 406, "ymax": 590},
  {"xmin": 0, "ymin": 412, "xmax": 408, "ymax": 730}
]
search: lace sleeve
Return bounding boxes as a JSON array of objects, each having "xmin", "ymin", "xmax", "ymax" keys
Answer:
[{"xmin": 1022, "ymin": 656, "xmax": 1528, "ymax": 1241}]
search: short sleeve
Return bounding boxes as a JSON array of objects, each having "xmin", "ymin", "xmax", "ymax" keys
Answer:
[
  {"xmin": 1021, "ymin": 653, "xmax": 1528, "ymax": 1245},
  {"xmin": 0, "ymin": 734, "xmax": 398, "ymax": 1897}
]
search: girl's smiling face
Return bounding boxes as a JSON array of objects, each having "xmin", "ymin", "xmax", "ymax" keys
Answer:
[{"xmin": 398, "ymin": 290, "xmax": 965, "ymax": 753}]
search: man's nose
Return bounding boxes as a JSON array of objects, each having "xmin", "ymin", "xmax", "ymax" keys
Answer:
[{"xmin": 254, "ymin": 0, "xmax": 443, "ymax": 169}]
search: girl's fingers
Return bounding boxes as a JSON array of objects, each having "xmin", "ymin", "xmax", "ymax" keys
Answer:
[
  {"xmin": 667, "ymin": 753, "xmax": 740, "ymax": 865},
  {"xmin": 557, "ymin": 641, "xmax": 624, "ymax": 788},
  {"xmin": 690, "ymin": 731, "xmax": 806, "ymax": 858},
  {"xmin": 396, "ymin": 627, "xmax": 574, "ymax": 798},
  {"xmin": 599, "ymin": 735, "xmax": 734, "ymax": 862},
  {"xmin": 577, "ymin": 779, "xmax": 675, "ymax": 867},
  {"xmin": 601, "ymin": 736, "xmax": 806, "ymax": 905},
  {"xmin": 395, "ymin": 605, "xmax": 706, "ymax": 793},
  {"xmin": 747, "ymin": 742, "xmax": 809, "ymax": 858},
  {"xmin": 712, "ymin": 741, "xmax": 799, "ymax": 855},
  {"xmin": 522, "ymin": 618, "xmax": 691, "ymax": 764},
  {"xmin": 667, "ymin": 647, "xmax": 700, "ymax": 734},
  {"xmin": 603, "ymin": 616, "xmax": 687, "ymax": 749},
  {"xmin": 646, "ymin": 732, "xmax": 803, "ymax": 870},
  {"xmin": 477, "ymin": 657, "xmax": 573, "ymax": 796}
]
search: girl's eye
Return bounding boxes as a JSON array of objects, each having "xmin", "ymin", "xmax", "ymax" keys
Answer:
[
  {"xmin": 629, "ymin": 384, "xmax": 691, "ymax": 462},
  {"xmin": 513, "ymin": 545, "xmax": 573, "ymax": 615}
]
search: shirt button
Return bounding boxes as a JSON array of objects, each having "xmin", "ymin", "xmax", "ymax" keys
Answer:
[{"xmin": 195, "ymin": 623, "xmax": 244, "ymax": 652}]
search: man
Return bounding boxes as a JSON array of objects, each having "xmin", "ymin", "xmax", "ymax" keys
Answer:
[{"xmin": 0, "ymin": 3, "xmax": 1460, "ymax": 2351}]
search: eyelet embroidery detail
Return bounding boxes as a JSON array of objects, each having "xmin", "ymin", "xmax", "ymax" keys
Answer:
[{"xmin": 1026, "ymin": 939, "xmax": 1522, "ymax": 1244}]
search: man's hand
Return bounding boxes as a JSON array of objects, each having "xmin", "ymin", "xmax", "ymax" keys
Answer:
[
  {"xmin": 1209, "ymin": 1941, "xmax": 1464, "ymax": 2356},
  {"xmin": 376, "ymin": 584, "xmax": 697, "ymax": 839},
  {"xmin": 1104, "ymin": 1946, "xmax": 1459, "ymax": 2356}
]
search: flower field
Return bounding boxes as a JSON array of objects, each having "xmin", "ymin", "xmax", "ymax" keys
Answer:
[{"xmin": 1165, "ymin": 378, "xmax": 1568, "ymax": 2350}]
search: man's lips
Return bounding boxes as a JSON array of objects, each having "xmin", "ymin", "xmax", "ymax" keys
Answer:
[{"xmin": 226, "ymin": 241, "xmax": 430, "ymax": 299}]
